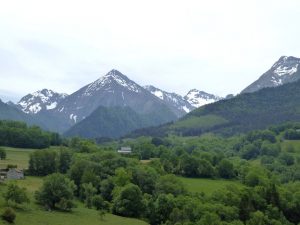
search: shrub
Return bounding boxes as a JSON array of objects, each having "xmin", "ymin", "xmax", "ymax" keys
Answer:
[{"xmin": 2, "ymin": 207, "xmax": 16, "ymax": 223}]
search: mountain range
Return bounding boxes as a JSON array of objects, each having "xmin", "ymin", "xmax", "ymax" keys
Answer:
[
  {"xmin": 242, "ymin": 56, "xmax": 300, "ymax": 93},
  {"xmin": 129, "ymin": 56, "xmax": 300, "ymax": 137},
  {"xmin": 1, "ymin": 55, "xmax": 300, "ymax": 139},
  {"xmin": 1, "ymin": 69, "xmax": 220, "ymax": 138}
]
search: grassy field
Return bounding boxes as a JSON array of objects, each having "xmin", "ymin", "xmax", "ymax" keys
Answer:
[
  {"xmin": 178, "ymin": 177, "xmax": 244, "ymax": 195},
  {"xmin": 0, "ymin": 147, "xmax": 148, "ymax": 225},
  {"xmin": 0, "ymin": 176, "xmax": 148, "ymax": 225},
  {"xmin": 171, "ymin": 115, "xmax": 228, "ymax": 130},
  {"xmin": 281, "ymin": 140, "xmax": 300, "ymax": 153},
  {"xmin": 0, "ymin": 147, "xmax": 35, "ymax": 169}
]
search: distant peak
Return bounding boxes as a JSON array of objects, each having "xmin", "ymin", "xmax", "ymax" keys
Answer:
[
  {"xmin": 105, "ymin": 69, "xmax": 124, "ymax": 77},
  {"xmin": 272, "ymin": 56, "xmax": 300, "ymax": 68}
]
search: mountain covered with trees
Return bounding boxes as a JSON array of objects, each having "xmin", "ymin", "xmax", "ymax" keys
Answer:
[
  {"xmin": 64, "ymin": 106, "xmax": 151, "ymax": 138},
  {"xmin": 130, "ymin": 78, "xmax": 300, "ymax": 137}
]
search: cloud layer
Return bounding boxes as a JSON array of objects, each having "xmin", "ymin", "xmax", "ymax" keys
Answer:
[{"xmin": 0, "ymin": 0, "xmax": 300, "ymax": 102}]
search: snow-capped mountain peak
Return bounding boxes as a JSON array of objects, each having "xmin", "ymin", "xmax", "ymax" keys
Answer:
[
  {"xmin": 144, "ymin": 85, "xmax": 164, "ymax": 100},
  {"xmin": 272, "ymin": 56, "xmax": 299, "ymax": 77},
  {"xmin": 242, "ymin": 56, "xmax": 300, "ymax": 93},
  {"xmin": 84, "ymin": 69, "xmax": 142, "ymax": 96},
  {"xmin": 184, "ymin": 89, "xmax": 221, "ymax": 108},
  {"xmin": 144, "ymin": 85, "xmax": 195, "ymax": 115},
  {"xmin": 18, "ymin": 89, "xmax": 68, "ymax": 114}
]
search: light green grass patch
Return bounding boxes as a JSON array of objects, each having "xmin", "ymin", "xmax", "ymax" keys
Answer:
[
  {"xmin": 0, "ymin": 147, "xmax": 35, "ymax": 169},
  {"xmin": 171, "ymin": 115, "xmax": 228, "ymax": 130},
  {"xmin": 178, "ymin": 177, "xmax": 244, "ymax": 195}
]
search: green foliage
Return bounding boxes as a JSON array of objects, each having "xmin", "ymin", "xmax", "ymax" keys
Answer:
[
  {"xmin": 65, "ymin": 106, "xmax": 153, "ymax": 139},
  {"xmin": 81, "ymin": 183, "xmax": 97, "ymax": 208},
  {"xmin": 0, "ymin": 120, "xmax": 61, "ymax": 149},
  {"xmin": 155, "ymin": 175, "xmax": 187, "ymax": 196},
  {"xmin": 92, "ymin": 195, "xmax": 110, "ymax": 211},
  {"xmin": 112, "ymin": 184, "xmax": 144, "ymax": 217},
  {"xmin": 139, "ymin": 80, "xmax": 300, "ymax": 137},
  {"xmin": 35, "ymin": 173, "xmax": 76, "ymax": 211},
  {"xmin": 0, "ymin": 147, "xmax": 6, "ymax": 159},
  {"xmin": 29, "ymin": 148, "xmax": 73, "ymax": 176},
  {"xmin": 131, "ymin": 165, "xmax": 159, "ymax": 194},
  {"xmin": 4, "ymin": 183, "xmax": 29, "ymax": 207},
  {"xmin": 217, "ymin": 159, "xmax": 235, "ymax": 179},
  {"xmin": 1, "ymin": 207, "xmax": 16, "ymax": 223}
]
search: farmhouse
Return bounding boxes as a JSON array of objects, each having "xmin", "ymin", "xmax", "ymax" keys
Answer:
[
  {"xmin": 0, "ymin": 168, "xmax": 24, "ymax": 181},
  {"xmin": 118, "ymin": 147, "xmax": 132, "ymax": 154}
]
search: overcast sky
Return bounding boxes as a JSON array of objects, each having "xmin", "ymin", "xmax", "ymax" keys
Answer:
[{"xmin": 0, "ymin": 0, "xmax": 300, "ymax": 102}]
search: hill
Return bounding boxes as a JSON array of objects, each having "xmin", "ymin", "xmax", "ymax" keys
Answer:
[
  {"xmin": 130, "ymin": 79, "xmax": 300, "ymax": 137},
  {"xmin": 64, "ymin": 106, "xmax": 150, "ymax": 138}
]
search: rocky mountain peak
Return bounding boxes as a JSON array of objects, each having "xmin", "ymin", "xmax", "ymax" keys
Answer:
[
  {"xmin": 184, "ymin": 89, "xmax": 221, "ymax": 108},
  {"xmin": 242, "ymin": 56, "xmax": 300, "ymax": 93},
  {"xmin": 17, "ymin": 89, "xmax": 68, "ymax": 114}
]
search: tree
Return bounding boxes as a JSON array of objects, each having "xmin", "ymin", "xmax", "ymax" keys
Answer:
[
  {"xmin": 0, "ymin": 147, "xmax": 6, "ymax": 160},
  {"xmin": 92, "ymin": 195, "xmax": 110, "ymax": 211},
  {"xmin": 4, "ymin": 183, "xmax": 29, "ymax": 206},
  {"xmin": 1, "ymin": 207, "xmax": 16, "ymax": 223},
  {"xmin": 155, "ymin": 174, "xmax": 187, "ymax": 196},
  {"xmin": 35, "ymin": 173, "xmax": 76, "ymax": 211},
  {"xmin": 112, "ymin": 184, "xmax": 144, "ymax": 217},
  {"xmin": 131, "ymin": 166, "xmax": 158, "ymax": 194},
  {"xmin": 100, "ymin": 177, "xmax": 115, "ymax": 201},
  {"xmin": 218, "ymin": 159, "xmax": 235, "ymax": 179},
  {"xmin": 197, "ymin": 159, "xmax": 215, "ymax": 178},
  {"xmin": 113, "ymin": 168, "xmax": 132, "ymax": 187},
  {"xmin": 58, "ymin": 148, "xmax": 73, "ymax": 173},
  {"xmin": 148, "ymin": 194, "xmax": 175, "ymax": 225},
  {"xmin": 81, "ymin": 183, "xmax": 97, "ymax": 208},
  {"xmin": 179, "ymin": 154, "xmax": 200, "ymax": 177},
  {"xmin": 28, "ymin": 150, "xmax": 57, "ymax": 176}
]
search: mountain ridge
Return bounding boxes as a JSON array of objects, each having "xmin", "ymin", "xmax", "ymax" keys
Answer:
[{"xmin": 242, "ymin": 56, "xmax": 300, "ymax": 93}]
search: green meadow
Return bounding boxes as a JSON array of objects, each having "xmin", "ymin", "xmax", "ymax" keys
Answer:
[
  {"xmin": 178, "ymin": 177, "xmax": 244, "ymax": 195},
  {"xmin": 0, "ymin": 147, "xmax": 148, "ymax": 225}
]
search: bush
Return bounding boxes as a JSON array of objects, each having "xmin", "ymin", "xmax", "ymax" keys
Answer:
[
  {"xmin": 35, "ymin": 173, "xmax": 76, "ymax": 211},
  {"xmin": 2, "ymin": 207, "xmax": 16, "ymax": 223},
  {"xmin": 0, "ymin": 147, "xmax": 6, "ymax": 160},
  {"xmin": 4, "ymin": 183, "xmax": 29, "ymax": 206}
]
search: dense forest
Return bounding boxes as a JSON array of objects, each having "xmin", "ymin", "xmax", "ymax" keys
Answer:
[{"xmin": 0, "ymin": 120, "xmax": 61, "ymax": 149}]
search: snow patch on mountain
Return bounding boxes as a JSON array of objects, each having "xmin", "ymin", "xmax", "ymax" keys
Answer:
[
  {"xmin": 84, "ymin": 69, "xmax": 142, "ymax": 96},
  {"xmin": 184, "ymin": 89, "xmax": 221, "ymax": 108},
  {"xmin": 144, "ymin": 85, "xmax": 194, "ymax": 115},
  {"xmin": 242, "ymin": 56, "xmax": 300, "ymax": 93},
  {"xmin": 18, "ymin": 89, "xmax": 68, "ymax": 114},
  {"xmin": 274, "ymin": 64, "xmax": 298, "ymax": 76}
]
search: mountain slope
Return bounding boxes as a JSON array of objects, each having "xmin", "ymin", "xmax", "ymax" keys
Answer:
[
  {"xmin": 64, "ymin": 106, "xmax": 150, "ymax": 138},
  {"xmin": 144, "ymin": 85, "xmax": 194, "ymax": 116},
  {"xmin": 242, "ymin": 56, "xmax": 300, "ymax": 93},
  {"xmin": 0, "ymin": 99, "xmax": 42, "ymax": 126},
  {"xmin": 130, "ymin": 79, "xmax": 300, "ymax": 137},
  {"xmin": 184, "ymin": 89, "xmax": 221, "ymax": 108},
  {"xmin": 45, "ymin": 69, "xmax": 177, "ymax": 133},
  {"xmin": 17, "ymin": 89, "xmax": 68, "ymax": 114}
]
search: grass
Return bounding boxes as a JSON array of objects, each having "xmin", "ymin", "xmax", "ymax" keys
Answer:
[
  {"xmin": 0, "ymin": 147, "xmax": 35, "ymax": 169},
  {"xmin": 178, "ymin": 177, "xmax": 244, "ymax": 195},
  {"xmin": 171, "ymin": 115, "xmax": 228, "ymax": 129},
  {"xmin": 281, "ymin": 140, "xmax": 300, "ymax": 156},
  {"xmin": 0, "ymin": 147, "xmax": 148, "ymax": 225},
  {"xmin": 0, "ymin": 176, "xmax": 148, "ymax": 225}
]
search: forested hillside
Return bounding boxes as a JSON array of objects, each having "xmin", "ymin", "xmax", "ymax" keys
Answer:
[{"xmin": 130, "ymin": 79, "xmax": 300, "ymax": 137}]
